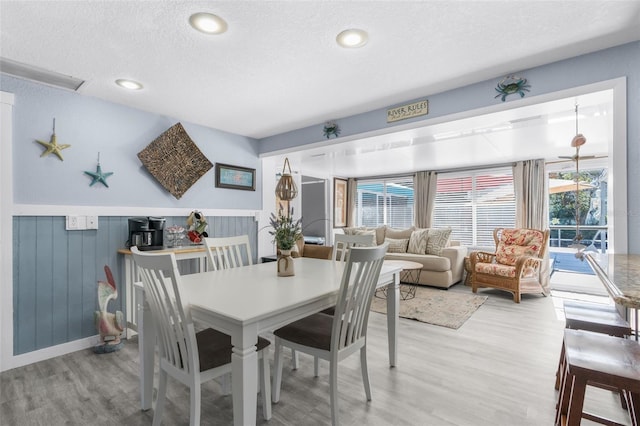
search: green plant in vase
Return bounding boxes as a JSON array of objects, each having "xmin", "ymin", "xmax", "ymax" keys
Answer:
[
  {"xmin": 268, "ymin": 205, "xmax": 302, "ymax": 251},
  {"xmin": 269, "ymin": 205, "xmax": 302, "ymax": 277}
]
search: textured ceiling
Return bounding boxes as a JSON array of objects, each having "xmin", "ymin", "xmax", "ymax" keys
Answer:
[{"xmin": 1, "ymin": 1, "xmax": 639, "ymax": 140}]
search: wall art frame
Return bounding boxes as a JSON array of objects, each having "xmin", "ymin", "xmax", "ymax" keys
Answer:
[
  {"xmin": 137, "ymin": 122, "xmax": 213, "ymax": 199},
  {"xmin": 215, "ymin": 163, "xmax": 256, "ymax": 191},
  {"xmin": 333, "ymin": 177, "xmax": 348, "ymax": 228}
]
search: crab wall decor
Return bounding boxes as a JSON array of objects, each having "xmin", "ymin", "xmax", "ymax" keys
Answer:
[
  {"xmin": 494, "ymin": 75, "xmax": 531, "ymax": 102},
  {"xmin": 323, "ymin": 121, "xmax": 341, "ymax": 139}
]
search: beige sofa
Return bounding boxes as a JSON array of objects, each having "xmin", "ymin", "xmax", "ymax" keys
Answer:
[{"xmin": 339, "ymin": 226, "xmax": 467, "ymax": 289}]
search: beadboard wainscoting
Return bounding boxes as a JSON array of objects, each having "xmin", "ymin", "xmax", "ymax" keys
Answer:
[{"xmin": 12, "ymin": 215, "xmax": 258, "ymax": 356}]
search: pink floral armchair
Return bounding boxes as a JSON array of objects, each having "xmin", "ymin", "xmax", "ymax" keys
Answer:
[{"xmin": 470, "ymin": 228, "xmax": 549, "ymax": 303}]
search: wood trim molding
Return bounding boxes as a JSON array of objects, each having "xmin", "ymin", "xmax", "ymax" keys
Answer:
[
  {"xmin": 12, "ymin": 204, "xmax": 261, "ymax": 218},
  {"xmin": 1, "ymin": 91, "xmax": 15, "ymax": 372}
]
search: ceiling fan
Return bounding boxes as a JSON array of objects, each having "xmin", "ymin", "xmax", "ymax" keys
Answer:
[{"xmin": 558, "ymin": 104, "xmax": 593, "ymax": 254}]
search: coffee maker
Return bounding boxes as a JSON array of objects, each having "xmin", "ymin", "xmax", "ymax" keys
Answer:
[{"xmin": 127, "ymin": 217, "xmax": 166, "ymax": 251}]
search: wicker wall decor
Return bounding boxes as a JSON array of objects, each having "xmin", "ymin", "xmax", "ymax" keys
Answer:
[{"xmin": 137, "ymin": 123, "xmax": 213, "ymax": 199}]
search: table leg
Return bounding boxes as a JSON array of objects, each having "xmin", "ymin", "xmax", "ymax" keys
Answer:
[
  {"xmin": 124, "ymin": 256, "xmax": 134, "ymax": 339},
  {"xmin": 634, "ymin": 307, "xmax": 639, "ymax": 341},
  {"xmin": 136, "ymin": 286, "xmax": 155, "ymax": 411},
  {"xmin": 386, "ymin": 271, "xmax": 399, "ymax": 367},
  {"xmin": 231, "ymin": 330, "xmax": 259, "ymax": 426},
  {"xmin": 399, "ymin": 269, "xmax": 420, "ymax": 300}
]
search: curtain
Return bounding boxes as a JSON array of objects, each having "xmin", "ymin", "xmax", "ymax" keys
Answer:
[
  {"xmin": 414, "ymin": 171, "xmax": 437, "ymax": 228},
  {"xmin": 513, "ymin": 159, "xmax": 550, "ymax": 292},
  {"xmin": 346, "ymin": 178, "xmax": 357, "ymax": 227}
]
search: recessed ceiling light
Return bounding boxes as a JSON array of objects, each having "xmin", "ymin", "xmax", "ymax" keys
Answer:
[
  {"xmin": 115, "ymin": 79, "xmax": 143, "ymax": 90},
  {"xmin": 189, "ymin": 12, "xmax": 228, "ymax": 34},
  {"xmin": 336, "ymin": 29, "xmax": 368, "ymax": 48}
]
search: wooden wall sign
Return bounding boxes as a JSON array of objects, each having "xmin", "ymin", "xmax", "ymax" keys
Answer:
[{"xmin": 386, "ymin": 100, "xmax": 429, "ymax": 123}]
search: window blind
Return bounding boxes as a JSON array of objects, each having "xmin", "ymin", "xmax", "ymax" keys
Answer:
[{"xmin": 433, "ymin": 167, "xmax": 515, "ymax": 247}]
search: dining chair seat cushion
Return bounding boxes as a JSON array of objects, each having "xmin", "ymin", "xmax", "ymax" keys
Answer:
[
  {"xmin": 274, "ymin": 313, "xmax": 333, "ymax": 351},
  {"xmin": 196, "ymin": 328, "xmax": 271, "ymax": 372}
]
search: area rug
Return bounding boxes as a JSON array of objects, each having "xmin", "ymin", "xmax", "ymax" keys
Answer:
[{"xmin": 370, "ymin": 287, "xmax": 488, "ymax": 329}]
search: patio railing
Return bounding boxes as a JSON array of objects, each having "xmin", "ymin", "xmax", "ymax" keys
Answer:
[{"xmin": 549, "ymin": 225, "xmax": 608, "ymax": 253}]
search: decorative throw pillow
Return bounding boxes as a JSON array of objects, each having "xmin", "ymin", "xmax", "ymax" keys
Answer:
[
  {"xmin": 496, "ymin": 244, "xmax": 539, "ymax": 266},
  {"xmin": 353, "ymin": 229, "xmax": 377, "ymax": 246},
  {"xmin": 342, "ymin": 227, "xmax": 357, "ymax": 236},
  {"xmin": 426, "ymin": 228, "xmax": 452, "ymax": 256},
  {"xmin": 385, "ymin": 226, "xmax": 415, "ymax": 240},
  {"xmin": 385, "ymin": 238, "xmax": 409, "ymax": 253},
  {"xmin": 407, "ymin": 229, "xmax": 429, "ymax": 254}
]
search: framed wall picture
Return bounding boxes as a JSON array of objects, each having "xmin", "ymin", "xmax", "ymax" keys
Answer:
[
  {"xmin": 334, "ymin": 177, "xmax": 348, "ymax": 227},
  {"xmin": 215, "ymin": 163, "xmax": 256, "ymax": 191}
]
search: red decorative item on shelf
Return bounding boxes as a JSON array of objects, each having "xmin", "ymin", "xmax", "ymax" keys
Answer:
[
  {"xmin": 186, "ymin": 210, "xmax": 208, "ymax": 244},
  {"xmin": 188, "ymin": 230, "xmax": 202, "ymax": 244}
]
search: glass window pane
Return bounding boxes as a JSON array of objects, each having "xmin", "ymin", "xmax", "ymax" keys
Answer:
[
  {"xmin": 353, "ymin": 168, "xmax": 515, "ymax": 247},
  {"xmin": 355, "ymin": 177, "xmax": 414, "ymax": 228}
]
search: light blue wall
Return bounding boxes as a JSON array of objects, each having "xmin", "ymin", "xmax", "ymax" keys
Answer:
[
  {"xmin": 2, "ymin": 74, "xmax": 261, "ymax": 208},
  {"xmin": 259, "ymin": 41, "xmax": 640, "ymax": 253},
  {"xmin": 2, "ymin": 74, "xmax": 264, "ymax": 356}
]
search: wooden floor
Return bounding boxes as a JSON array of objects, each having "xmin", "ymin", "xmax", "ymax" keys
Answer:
[{"xmin": 1, "ymin": 284, "xmax": 632, "ymax": 425}]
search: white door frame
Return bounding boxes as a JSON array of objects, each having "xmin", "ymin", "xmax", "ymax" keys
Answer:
[{"xmin": 1, "ymin": 91, "xmax": 15, "ymax": 372}]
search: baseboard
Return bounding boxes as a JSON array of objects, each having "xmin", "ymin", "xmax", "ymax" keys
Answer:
[{"xmin": 1, "ymin": 335, "xmax": 101, "ymax": 372}]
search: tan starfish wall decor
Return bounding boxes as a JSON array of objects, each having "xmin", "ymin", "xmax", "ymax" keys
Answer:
[{"xmin": 36, "ymin": 118, "xmax": 71, "ymax": 161}]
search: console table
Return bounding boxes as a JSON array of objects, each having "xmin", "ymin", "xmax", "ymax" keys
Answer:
[
  {"xmin": 584, "ymin": 253, "xmax": 640, "ymax": 340},
  {"xmin": 118, "ymin": 245, "xmax": 208, "ymax": 338}
]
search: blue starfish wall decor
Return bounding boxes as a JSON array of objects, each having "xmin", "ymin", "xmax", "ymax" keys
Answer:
[
  {"xmin": 84, "ymin": 153, "xmax": 113, "ymax": 187},
  {"xmin": 35, "ymin": 118, "xmax": 71, "ymax": 161}
]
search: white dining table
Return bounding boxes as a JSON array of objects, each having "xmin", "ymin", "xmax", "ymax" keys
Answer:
[{"xmin": 135, "ymin": 257, "xmax": 402, "ymax": 426}]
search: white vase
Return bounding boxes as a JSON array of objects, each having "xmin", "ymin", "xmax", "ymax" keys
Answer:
[{"xmin": 277, "ymin": 249, "xmax": 295, "ymax": 277}]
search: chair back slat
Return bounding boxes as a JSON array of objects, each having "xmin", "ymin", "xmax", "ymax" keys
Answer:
[
  {"xmin": 333, "ymin": 234, "xmax": 375, "ymax": 263},
  {"xmin": 204, "ymin": 235, "xmax": 253, "ymax": 271},
  {"xmin": 332, "ymin": 244, "xmax": 388, "ymax": 351},
  {"xmin": 132, "ymin": 247, "xmax": 198, "ymax": 374}
]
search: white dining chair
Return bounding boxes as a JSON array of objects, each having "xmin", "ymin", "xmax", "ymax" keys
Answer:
[
  {"xmin": 333, "ymin": 233, "xmax": 376, "ymax": 262},
  {"xmin": 131, "ymin": 247, "xmax": 271, "ymax": 425},
  {"xmin": 202, "ymin": 234, "xmax": 275, "ymax": 393},
  {"xmin": 203, "ymin": 235, "xmax": 253, "ymax": 271},
  {"xmin": 295, "ymin": 233, "xmax": 378, "ymax": 374},
  {"xmin": 321, "ymin": 233, "xmax": 375, "ymax": 314},
  {"xmin": 272, "ymin": 244, "xmax": 388, "ymax": 426}
]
